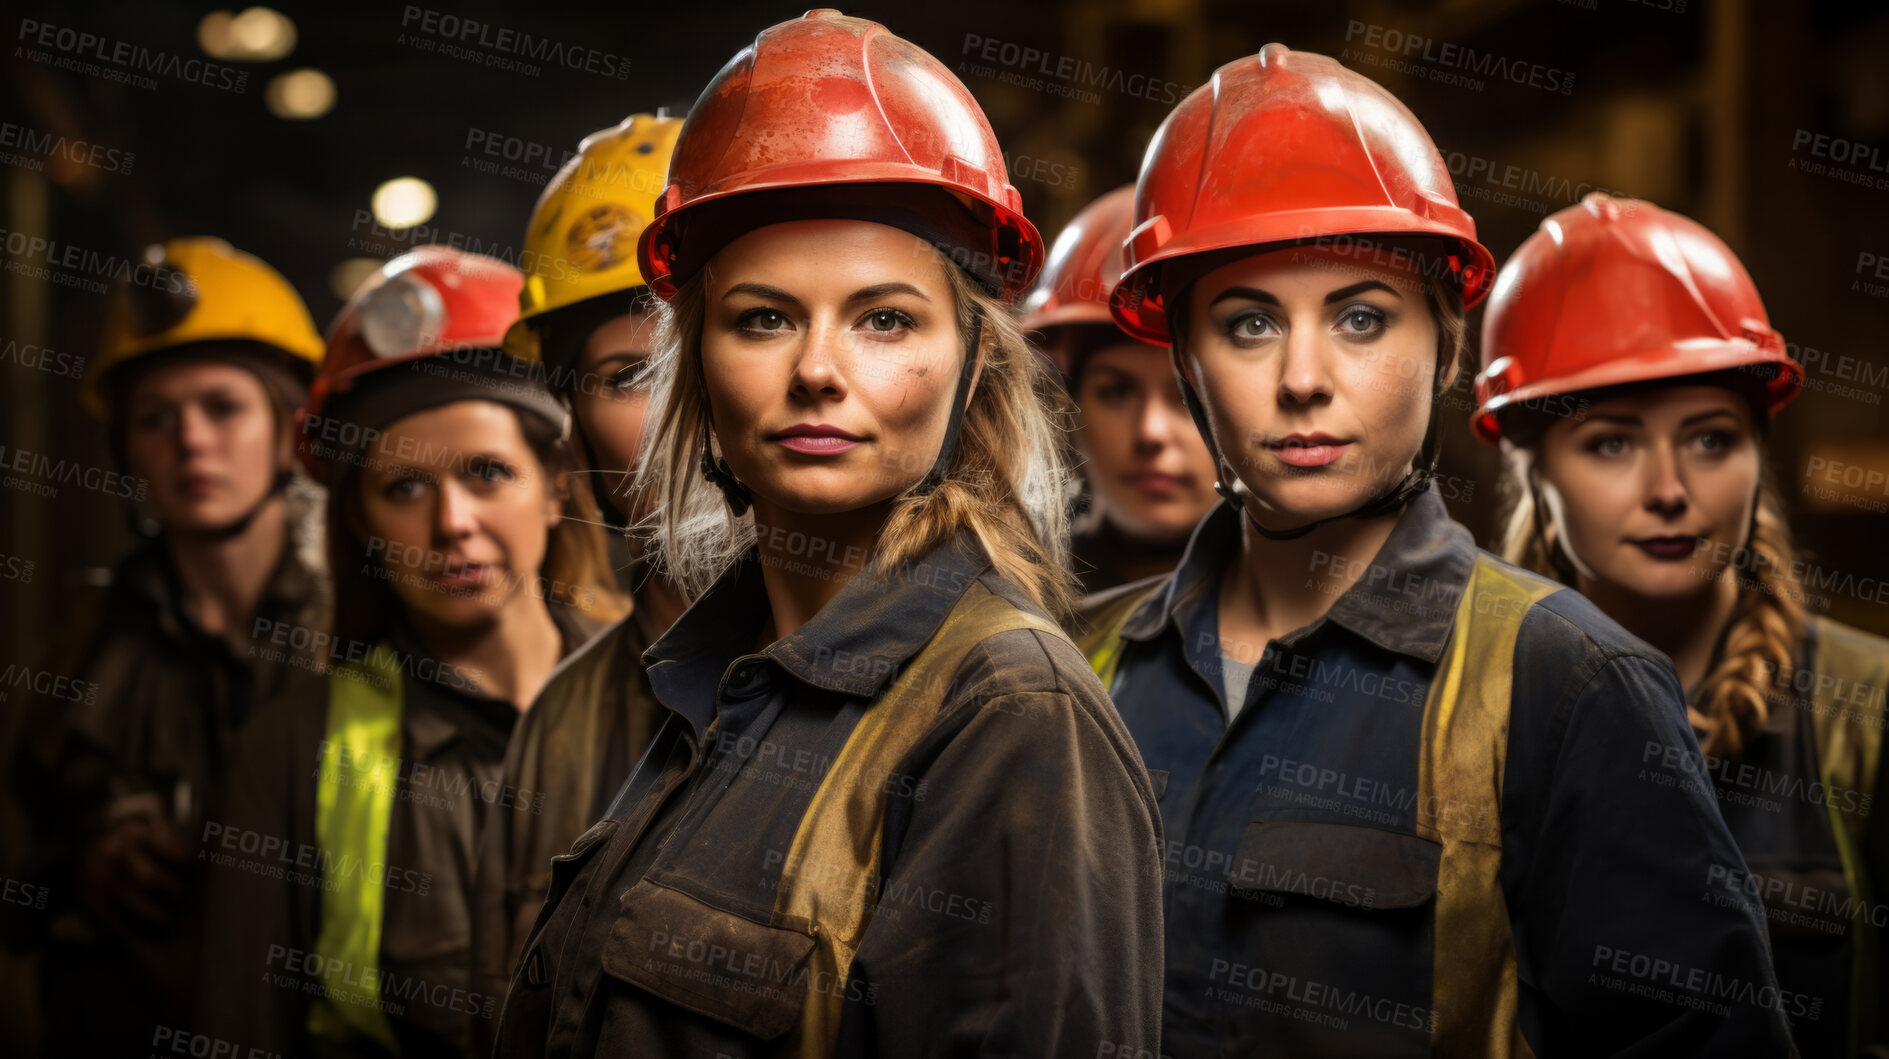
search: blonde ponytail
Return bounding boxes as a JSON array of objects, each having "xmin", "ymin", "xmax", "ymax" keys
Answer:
[{"xmin": 1688, "ymin": 481, "xmax": 1806, "ymax": 758}]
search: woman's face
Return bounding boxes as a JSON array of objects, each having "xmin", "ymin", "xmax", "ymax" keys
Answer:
[
  {"xmin": 357, "ymin": 400, "xmax": 561, "ymax": 630},
  {"xmin": 571, "ymin": 309, "xmax": 657, "ymax": 518},
  {"xmin": 699, "ymin": 219, "xmax": 978, "ymax": 516},
  {"xmin": 1073, "ymin": 340, "xmax": 1219, "ymax": 543},
  {"xmin": 123, "ymin": 358, "xmax": 287, "ymax": 533},
  {"xmin": 1179, "ymin": 243, "xmax": 1444, "ymax": 527},
  {"xmin": 1534, "ymin": 385, "xmax": 1761, "ymax": 601}
]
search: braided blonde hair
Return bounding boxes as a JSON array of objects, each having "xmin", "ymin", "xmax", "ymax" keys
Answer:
[{"xmin": 1497, "ymin": 449, "xmax": 1807, "ymax": 759}]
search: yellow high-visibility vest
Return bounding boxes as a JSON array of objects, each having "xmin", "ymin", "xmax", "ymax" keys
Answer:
[{"xmin": 309, "ymin": 643, "xmax": 404, "ymax": 1052}]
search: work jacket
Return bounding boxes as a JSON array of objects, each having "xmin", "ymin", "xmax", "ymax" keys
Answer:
[
  {"xmin": 1071, "ymin": 515, "xmax": 1190, "ymax": 596},
  {"xmin": 493, "ymin": 530, "xmax": 1166, "ymax": 1057},
  {"xmin": 468, "ymin": 606, "xmax": 666, "ymax": 1055},
  {"xmin": 198, "ymin": 605, "xmax": 600, "ymax": 1058},
  {"xmin": 1702, "ymin": 614, "xmax": 1889, "ymax": 1057},
  {"xmin": 1077, "ymin": 489, "xmax": 1794, "ymax": 1057},
  {"xmin": 9, "ymin": 531, "xmax": 327, "ymax": 1054}
]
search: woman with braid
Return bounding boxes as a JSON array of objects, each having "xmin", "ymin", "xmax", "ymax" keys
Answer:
[{"xmin": 1478, "ymin": 193, "xmax": 1889, "ymax": 1057}]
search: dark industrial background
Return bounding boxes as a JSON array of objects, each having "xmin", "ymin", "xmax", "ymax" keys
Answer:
[
  {"xmin": 5, "ymin": 0, "xmax": 1887, "ymax": 666},
  {"xmin": 3, "ymin": 0, "xmax": 1888, "ymax": 1047}
]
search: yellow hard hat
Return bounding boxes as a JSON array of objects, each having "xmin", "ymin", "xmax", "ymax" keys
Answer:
[
  {"xmin": 504, "ymin": 113, "xmax": 682, "ymax": 365},
  {"xmin": 86, "ymin": 237, "xmax": 323, "ymax": 419}
]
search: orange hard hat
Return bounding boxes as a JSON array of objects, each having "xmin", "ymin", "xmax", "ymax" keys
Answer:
[
  {"xmin": 1110, "ymin": 44, "xmax": 1494, "ymax": 345},
  {"xmin": 1472, "ymin": 193, "xmax": 1803, "ymax": 444},
  {"xmin": 301, "ymin": 246, "xmax": 561, "ymax": 482},
  {"xmin": 1023, "ymin": 184, "xmax": 1138, "ymax": 335},
  {"xmin": 637, "ymin": 9, "xmax": 1044, "ymax": 300}
]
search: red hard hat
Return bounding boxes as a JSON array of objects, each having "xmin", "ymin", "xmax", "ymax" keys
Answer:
[
  {"xmin": 301, "ymin": 246, "xmax": 554, "ymax": 482},
  {"xmin": 1110, "ymin": 44, "xmax": 1495, "ymax": 345},
  {"xmin": 1472, "ymin": 193, "xmax": 1803, "ymax": 445},
  {"xmin": 637, "ymin": 9, "xmax": 1044, "ymax": 300},
  {"xmin": 1022, "ymin": 184, "xmax": 1137, "ymax": 337}
]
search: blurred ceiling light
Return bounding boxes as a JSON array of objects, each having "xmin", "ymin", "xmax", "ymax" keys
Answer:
[
  {"xmin": 266, "ymin": 69, "xmax": 336, "ymax": 119},
  {"xmin": 197, "ymin": 11, "xmax": 234, "ymax": 55},
  {"xmin": 371, "ymin": 178, "xmax": 437, "ymax": 230},
  {"xmin": 199, "ymin": 7, "xmax": 296, "ymax": 62},
  {"xmin": 330, "ymin": 257, "xmax": 388, "ymax": 301}
]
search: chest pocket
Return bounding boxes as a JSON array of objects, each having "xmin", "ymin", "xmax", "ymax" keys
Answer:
[
  {"xmin": 600, "ymin": 583, "xmax": 1063, "ymax": 1056},
  {"xmin": 1229, "ymin": 820, "xmax": 1441, "ymax": 910},
  {"xmin": 600, "ymin": 879, "xmax": 817, "ymax": 1041}
]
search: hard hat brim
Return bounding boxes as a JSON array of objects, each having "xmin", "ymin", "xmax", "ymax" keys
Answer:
[{"xmin": 1472, "ymin": 339, "xmax": 1805, "ymax": 445}]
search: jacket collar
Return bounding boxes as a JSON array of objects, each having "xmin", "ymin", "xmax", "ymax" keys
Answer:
[
  {"xmin": 393, "ymin": 601, "xmax": 600, "ymax": 761},
  {"xmin": 643, "ymin": 530, "xmax": 994, "ymax": 733},
  {"xmin": 1120, "ymin": 488, "xmax": 1477, "ymax": 666}
]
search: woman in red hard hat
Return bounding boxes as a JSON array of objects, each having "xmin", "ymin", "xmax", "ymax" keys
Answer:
[
  {"xmin": 1023, "ymin": 185, "xmax": 1219, "ymax": 592},
  {"xmin": 1081, "ymin": 45, "xmax": 1791, "ymax": 1055},
  {"xmin": 1481, "ymin": 192, "xmax": 1887, "ymax": 1057},
  {"xmin": 199, "ymin": 246, "xmax": 625, "ymax": 1058},
  {"xmin": 494, "ymin": 12, "xmax": 1161, "ymax": 1058}
]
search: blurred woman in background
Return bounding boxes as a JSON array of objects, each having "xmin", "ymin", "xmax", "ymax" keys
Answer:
[
  {"xmin": 1479, "ymin": 192, "xmax": 1889, "ymax": 1057},
  {"xmin": 10, "ymin": 237, "xmax": 329, "ymax": 1055},
  {"xmin": 468, "ymin": 112, "xmax": 688, "ymax": 1054},
  {"xmin": 1082, "ymin": 46, "xmax": 1791, "ymax": 1055},
  {"xmin": 494, "ymin": 12, "xmax": 1162, "ymax": 1057},
  {"xmin": 1022, "ymin": 185, "xmax": 1219, "ymax": 593},
  {"xmin": 200, "ymin": 245, "xmax": 624, "ymax": 1058}
]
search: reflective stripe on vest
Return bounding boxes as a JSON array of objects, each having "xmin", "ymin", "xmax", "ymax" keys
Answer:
[
  {"xmin": 1808, "ymin": 616, "xmax": 1889, "ymax": 1056},
  {"xmin": 309, "ymin": 643, "xmax": 403, "ymax": 1052},
  {"xmin": 1077, "ymin": 585, "xmax": 1159, "ymax": 697},
  {"xmin": 771, "ymin": 582, "xmax": 1064, "ymax": 1056},
  {"xmin": 1420, "ymin": 556, "xmax": 1559, "ymax": 1056},
  {"xmin": 1077, "ymin": 554, "xmax": 1561, "ymax": 1056}
]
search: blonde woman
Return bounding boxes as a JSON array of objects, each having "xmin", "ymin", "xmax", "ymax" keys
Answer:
[
  {"xmin": 1479, "ymin": 192, "xmax": 1889, "ymax": 1057},
  {"xmin": 492, "ymin": 12, "xmax": 1162, "ymax": 1059}
]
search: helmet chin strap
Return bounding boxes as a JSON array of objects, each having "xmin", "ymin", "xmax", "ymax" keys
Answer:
[
  {"xmin": 701, "ymin": 421, "xmax": 753, "ymax": 517},
  {"xmin": 1173, "ymin": 349, "xmax": 1442, "ymax": 542}
]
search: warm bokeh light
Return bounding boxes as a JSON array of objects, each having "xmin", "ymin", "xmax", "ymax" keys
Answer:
[
  {"xmin": 198, "ymin": 7, "xmax": 297, "ymax": 62},
  {"xmin": 266, "ymin": 69, "xmax": 336, "ymax": 120},
  {"xmin": 370, "ymin": 177, "xmax": 438, "ymax": 230}
]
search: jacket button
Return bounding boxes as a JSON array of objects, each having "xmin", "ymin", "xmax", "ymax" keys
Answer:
[{"xmin": 729, "ymin": 661, "xmax": 764, "ymax": 692}]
